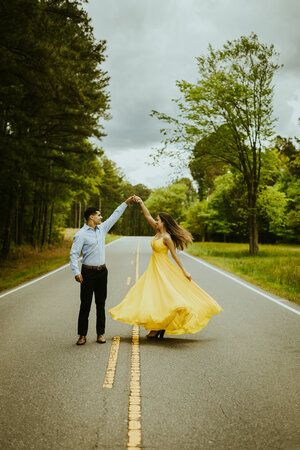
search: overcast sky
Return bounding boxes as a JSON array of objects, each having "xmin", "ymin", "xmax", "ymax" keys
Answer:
[{"xmin": 84, "ymin": 0, "xmax": 300, "ymax": 188}]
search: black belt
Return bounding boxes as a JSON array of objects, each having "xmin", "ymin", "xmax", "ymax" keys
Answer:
[{"xmin": 82, "ymin": 264, "xmax": 106, "ymax": 271}]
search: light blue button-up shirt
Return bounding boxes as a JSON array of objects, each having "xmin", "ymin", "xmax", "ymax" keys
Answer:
[{"xmin": 70, "ymin": 202, "xmax": 127, "ymax": 276}]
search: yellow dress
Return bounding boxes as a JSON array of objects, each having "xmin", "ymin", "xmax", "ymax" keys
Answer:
[{"xmin": 108, "ymin": 237, "xmax": 223, "ymax": 335}]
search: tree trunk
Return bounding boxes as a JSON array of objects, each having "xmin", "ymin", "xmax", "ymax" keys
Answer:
[
  {"xmin": 48, "ymin": 202, "xmax": 54, "ymax": 244},
  {"xmin": 17, "ymin": 190, "xmax": 25, "ymax": 246},
  {"xmin": 78, "ymin": 201, "xmax": 82, "ymax": 228},
  {"xmin": 74, "ymin": 203, "xmax": 77, "ymax": 228},
  {"xmin": 1, "ymin": 201, "xmax": 14, "ymax": 258},
  {"xmin": 15, "ymin": 196, "xmax": 19, "ymax": 246},
  {"xmin": 30, "ymin": 191, "xmax": 38, "ymax": 247},
  {"xmin": 41, "ymin": 182, "xmax": 50, "ymax": 248},
  {"xmin": 41, "ymin": 201, "xmax": 48, "ymax": 248},
  {"xmin": 248, "ymin": 192, "xmax": 259, "ymax": 255},
  {"xmin": 37, "ymin": 201, "xmax": 44, "ymax": 247}
]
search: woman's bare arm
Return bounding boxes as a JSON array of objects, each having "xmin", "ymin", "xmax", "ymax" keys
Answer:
[
  {"xmin": 163, "ymin": 235, "xmax": 192, "ymax": 280},
  {"xmin": 134, "ymin": 196, "xmax": 157, "ymax": 229}
]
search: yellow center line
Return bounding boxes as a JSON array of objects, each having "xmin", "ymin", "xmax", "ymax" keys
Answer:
[
  {"xmin": 102, "ymin": 336, "xmax": 121, "ymax": 389},
  {"xmin": 127, "ymin": 239, "xmax": 142, "ymax": 449}
]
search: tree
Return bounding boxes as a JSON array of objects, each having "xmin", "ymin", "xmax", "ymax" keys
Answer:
[
  {"xmin": 120, "ymin": 183, "xmax": 153, "ymax": 236},
  {"xmin": 189, "ymin": 128, "xmax": 229, "ymax": 200},
  {"xmin": 257, "ymin": 186, "xmax": 288, "ymax": 241},
  {"xmin": 181, "ymin": 200, "xmax": 209, "ymax": 241},
  {"xmin": 145, "ymin": 179, "xmax": 197, "ymax": 223},
  {"xmin": 274, "ymin": 136, "xmax": 300, "ymax": 242},
  {"xmin": 97, "ymin": 156, "xmax": 125, "ymax": 218},
  {"xmin": 151, "ymin": 33, "xmax": 281, "ymax": 254},
  {"xmin": 206, "ymin": 172, "xmax": 249, "ymax": 242},
  {"xmin": 0, "ymin": 0, "xmax": 110, "ymax": 255}
]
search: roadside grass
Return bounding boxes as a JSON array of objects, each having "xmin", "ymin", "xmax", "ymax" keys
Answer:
[
  {"xmin": 2, "ymin": 236, "xmax": 299, "ymax": 305},
  {"xmin": 186, "ymin": 242, "xmax": 300, "ymax": 305},
  {"xmin": 0, "ymin": 230, "xmax": 120, "ymax": 293}
]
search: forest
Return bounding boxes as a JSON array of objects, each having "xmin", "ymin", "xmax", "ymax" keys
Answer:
[{"xmin": 0, "ymin": 1, "xmax": 299, "ymax": 260}]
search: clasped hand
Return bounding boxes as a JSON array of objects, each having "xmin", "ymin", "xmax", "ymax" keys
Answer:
[{"xmin": 126, "ymin": 195, "xmax": 142, "ymax": 204}]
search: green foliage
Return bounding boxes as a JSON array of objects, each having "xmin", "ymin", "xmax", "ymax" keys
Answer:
[
  {"xmin": 187, "ymin": 242, "xmax": 300, "ymax": 304},
  {"xmin": 0, "ymin": 0, "xmax": 110, "ymax": 255},
  {"xmin": 184, "ymin": 150, "xmax": 299, "ymax": 245},
  {"xmin": 181, "ymin": 200, "xmax": 209, "ymax": 241},
  {"xmin": 275, "ymin": 136, "xmax": 300, "ymax": 177},
  {"xmin": 118, "ymin": 183, "xmax": 153, "ymax": 236},
  {"xmin": 145, "ymin": 179, "xmax": 197, "ymax": 223},
  {"xmin": 206, "ymin": 172, "xmax": 248, "ymax": 241},
  {"xmin": 257, "ymin": 185, "xmax": 288, "ymax": 237},
  {"xmin": 189, "ymin": 132, "xmax": 229, "ymax": 200},
  {"xmin": 151, "ymin": 32, "xmax": 282, "ymax": 254},
  {"xmin": 152, "ymin": 33, "xmax": 281, "ymax": 162},
  {"xmin": 98, "ymin": 156, "xmax": 125, "ymax": 217},
  {"xmin": 273, "ymin": 137, "xmax": 300, "ymax": 242},
  {"xmin": 284, "ymin": 178, "xmax": 300, "ymax": 241},
  {"xmin": 0, "ymin": 232, "xmax": 120, "ymax": 293}
]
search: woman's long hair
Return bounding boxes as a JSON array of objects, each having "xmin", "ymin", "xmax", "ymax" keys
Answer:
[{"xmin": 158, "ymin": 212, "xmax": 193, "ymax": 250}]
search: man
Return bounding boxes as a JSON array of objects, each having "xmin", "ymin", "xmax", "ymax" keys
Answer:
[{"xmin": 70, "ymin": 196, "xmax": 136, "ymax": 345}]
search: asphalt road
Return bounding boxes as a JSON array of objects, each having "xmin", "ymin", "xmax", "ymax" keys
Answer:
[{"xmin": 0, "ymin": 237, "xmax": 299, "ymax": 450}]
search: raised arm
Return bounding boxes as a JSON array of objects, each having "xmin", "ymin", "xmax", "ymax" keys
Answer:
[
  {"xmin": 134, "ymin": 196, "xmax": 157, "ymax": 230},
  {"xmin": 102, "ymin": 196, "xmax": 134, "ymax": 233}
]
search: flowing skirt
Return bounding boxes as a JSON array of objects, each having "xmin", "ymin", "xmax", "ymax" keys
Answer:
[{"xmin": 109, "ymin": 252, "xmax": 223, "ymax": 335}]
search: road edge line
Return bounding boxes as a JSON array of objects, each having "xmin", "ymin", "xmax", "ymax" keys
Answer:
[
  {"xmin": 182, "ymin": 251, "xmax": 300, "ymax": 316},
  {"xmin": 0, "ymin": 237, "xmax": 125, "ymax": 299}
]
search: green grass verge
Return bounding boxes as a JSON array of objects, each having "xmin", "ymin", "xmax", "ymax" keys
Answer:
[
  {"xmin": 186, "ymin": 242, "xmax": 300, "ymax": 305},
  {"xmin": 0, "ymin": 231, "xmax": 121, "ymax": 293},
  {"xmin": 3, "ymin": 237, "xmax": 299, "ymax": 305}
]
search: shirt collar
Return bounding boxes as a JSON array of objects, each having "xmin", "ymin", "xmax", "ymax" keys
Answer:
[
  {"xmin": 83, "ymin": 223, "xmax": 101, "ymax": 231},
  {"xmin": 83, "ymin": 223, "xmax": 96, "ymax": 231}
]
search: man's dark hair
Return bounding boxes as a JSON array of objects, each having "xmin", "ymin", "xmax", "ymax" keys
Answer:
[{"xmin": 84, "ymin": 207, "xmax": 99, "ymax": 221}]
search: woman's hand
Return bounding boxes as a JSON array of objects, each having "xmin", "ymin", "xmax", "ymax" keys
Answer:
[
  {"xmin": 133, "ymin": 195, "xmax": 142, "ymax": 204},
  {"xmin": 183, "ymin": 271, "xmax": 192, "ymax": 281}
]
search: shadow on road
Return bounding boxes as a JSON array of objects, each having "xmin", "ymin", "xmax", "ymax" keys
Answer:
[{"xmin": 117, "ymin": 335, "xmax": 217, "ymax": 348}]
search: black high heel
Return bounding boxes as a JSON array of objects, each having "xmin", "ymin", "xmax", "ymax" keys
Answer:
[
  {"xmin": 157, "ymin": 330, "xmax": 165, "ymax": 339},
  {"xmin": 146, "ymin": 330, "xmax": 165, "ymax": 339}
]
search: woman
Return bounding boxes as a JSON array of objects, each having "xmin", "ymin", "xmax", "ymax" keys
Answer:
[{"xmin": 108, "ymin": 196, "xmax": 223, "ymax": 338}]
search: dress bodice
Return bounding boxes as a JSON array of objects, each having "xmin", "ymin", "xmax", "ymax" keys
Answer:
[{"xmin": 151, "ymin": 237, "xmax": 168, "ymax": 255}]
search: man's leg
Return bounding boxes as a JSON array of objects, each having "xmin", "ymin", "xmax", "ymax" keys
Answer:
[
  {"xmin": 78, "ymin": 268, "xmax": 95, "ymax": 336},
  {"xmin": 94, "ymin": 267, "xmax": 108, "ymax": 335}
]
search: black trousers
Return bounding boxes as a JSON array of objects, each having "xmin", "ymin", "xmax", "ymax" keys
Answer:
[{"xmin": 77, "ymin": 266, "xmax": 108, "ymax": 336}]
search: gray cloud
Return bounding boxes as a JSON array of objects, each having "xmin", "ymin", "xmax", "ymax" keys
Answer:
[{"xmin": 85, "ymin": 0, "xmax": 300, "ymax": 187}]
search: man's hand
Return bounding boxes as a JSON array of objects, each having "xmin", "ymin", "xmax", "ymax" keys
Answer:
[
  {"xmin": 75, "ymin": 274, "xmax": 83, "ymax": 283},
  {"xmin": 125, "ymin": 195, "xmax": 136, "ymax": 205}
]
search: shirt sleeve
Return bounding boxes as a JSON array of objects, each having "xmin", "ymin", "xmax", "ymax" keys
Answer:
[
  {"xmin": 102, "ymin": 202, "xmax": 128, "ymax": 234},
  {"xmin": 70, "ymin": 232, "xmax": 84, "ymax": 276}
]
